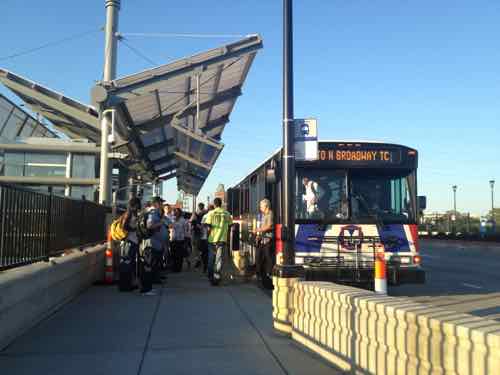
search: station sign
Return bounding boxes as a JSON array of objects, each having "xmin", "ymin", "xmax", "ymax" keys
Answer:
[{"xmin": 294, "ymin": 118, "xmax": 318, "ymax": 161}]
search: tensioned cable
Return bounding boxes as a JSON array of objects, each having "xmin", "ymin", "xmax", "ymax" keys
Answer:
[
  {"xmin": 119, "ymin": 37, "xmax": 159, "ymax": 66},
  {"xmin": 118, "ymin": 32, "xmax": 252, "ymax": 39},
  {"xmin": 0, "ymin": 27, "xmax": 103, "ymax": 62}
]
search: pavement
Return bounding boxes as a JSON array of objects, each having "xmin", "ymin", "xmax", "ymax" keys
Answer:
[
  {"xmin": 391, "ymin": 239, "xmax": 500, "ymax": 321},
  {"xmin": 0, "ymin": 268, "xmax": 342, "ymax": 375}
]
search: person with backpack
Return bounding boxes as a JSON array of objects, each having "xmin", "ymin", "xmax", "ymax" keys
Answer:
[
  {"xmin": 204, "ymin": 198, "xmax": 233, "ymax": 286},
  {"xmin": 117, "ymin": 197, "xmax": 141, "ymax": 291},
  {"xmin": 170, "ymin": 208, "xmax": 187, "ymax": 272}
]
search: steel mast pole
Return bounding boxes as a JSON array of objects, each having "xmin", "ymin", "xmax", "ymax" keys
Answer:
[
  {"xmin": 272, "ymin": 0, "xmax": 302, "ymax": 335},
  {"xmin": 282, "ymin": 0, "xmax": 296, "ymax": 266},
  {"xmin": 98, "ymin": 0, "xmax": 120, "ymax": 205}
]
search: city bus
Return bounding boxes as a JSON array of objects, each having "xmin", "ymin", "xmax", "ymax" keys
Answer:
[{"xmin": 227, "ymin": 140, "xmax": 426, "ymax": 287}]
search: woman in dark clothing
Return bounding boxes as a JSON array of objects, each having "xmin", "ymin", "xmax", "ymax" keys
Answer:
[{"xmin": 121, "ymin": 197, "xmax": 141, "ymax": 289}]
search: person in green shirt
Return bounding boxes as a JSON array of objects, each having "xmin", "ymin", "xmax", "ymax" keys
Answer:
[{"xmin": 204, "ymin": 197, "xmax": 233, "ymax": 285}]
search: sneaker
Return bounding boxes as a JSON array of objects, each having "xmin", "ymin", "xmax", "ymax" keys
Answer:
[{"xmin": 141, "ymin": 290, "xmax": 156, "ymax": 296}]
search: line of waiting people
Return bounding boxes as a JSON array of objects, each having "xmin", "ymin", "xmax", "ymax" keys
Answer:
[{"xmin": 113, "ymin": 196, "xmax": 234, "ymax": 295}]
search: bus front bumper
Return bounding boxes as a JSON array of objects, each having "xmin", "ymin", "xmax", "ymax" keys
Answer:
[{"xmin": 388, "ymin": 266, "xmax": 426, "ymax": 285}]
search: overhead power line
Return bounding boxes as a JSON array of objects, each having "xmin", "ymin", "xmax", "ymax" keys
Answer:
[
  {"xmin": 0, "ymin": 27, "xmax": 103, "ymax": 62},
  {"xmin": 119, "ymin": 38, "xmax": 158, "ymax": 66},
  {"xmin": 118, "ymin": 32, "xmax": 253, "ymax": 39}
]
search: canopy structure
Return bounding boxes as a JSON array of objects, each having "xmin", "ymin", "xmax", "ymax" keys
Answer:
[
  {"xmin": 94, "ymin": 34, "xmax": 263, "ymax": 195},
  {"xmin": 0, "ymin": 70, "xmax": 151, "ymax": 179},
  {"xmin": 0, "ymin": 70, "xmax": 100, "ymax": 142},
  {"xmin": 0, "ymin": 93, "xmax": 57, "ymax": 141},
  {"xmin": 0, "ymin": 35, "xmax": 263, "ymax": 196}
]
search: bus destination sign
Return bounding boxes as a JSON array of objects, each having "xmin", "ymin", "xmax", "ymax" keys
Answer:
[{"xmin": 318, "ymin": 147, "xmax": 402, "ymax": 165}]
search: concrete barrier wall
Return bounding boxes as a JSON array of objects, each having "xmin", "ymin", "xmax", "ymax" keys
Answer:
[
  {"xmin": 291, "ymin": 282, "xmax": 500, "ymax": 375},
  {"xmin": 0, "ymin": 244, "xmax": 106, "ymax": 350}
]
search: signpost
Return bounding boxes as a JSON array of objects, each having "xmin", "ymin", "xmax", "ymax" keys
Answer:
[{"xmin": 293, "ymin": 118, "xmax": 318, "ymax": 161}]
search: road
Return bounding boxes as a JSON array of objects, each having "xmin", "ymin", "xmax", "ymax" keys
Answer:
[{"xmin": 390, "ymin": 239, "xmax": 500, "ymax": 321}]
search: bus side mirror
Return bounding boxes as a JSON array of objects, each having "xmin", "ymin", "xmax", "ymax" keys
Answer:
[
  {"xmin": 418, "ymin": 196, "xmax": 427, "ymax": 211},
  {"xmin": 231, "ymin": 223, "xmax": 240, "ymax": 251}
]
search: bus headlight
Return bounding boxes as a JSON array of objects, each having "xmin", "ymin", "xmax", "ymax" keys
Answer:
[{"xmin": 391, "ymin": 255, "xmax": 411, "ymax": 264}]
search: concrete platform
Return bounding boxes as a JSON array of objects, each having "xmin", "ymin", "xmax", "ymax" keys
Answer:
[{"xmin": 0, "ymin": 269, "xmax": 341, "ymax": 375}]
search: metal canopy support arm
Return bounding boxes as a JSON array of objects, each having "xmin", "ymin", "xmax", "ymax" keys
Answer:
[
  {"xmin": 158, "ymin": 171, "xmax": 177, "ymax": 181},
  {"xmin": 155, "ymin": 164, "xmax": 178, "ymax": 175},
  {"xmin": 174, "ymin": 85, "xmax": 242, "ymax": 119},
  {"xmin": 171, "ymin": 122, "xmax": 223, "ymax": 150},
  {"xmin": 144, "ymin": 138, "xmax": 174, "ymax": 153},
  {"xmin": 174, "ymin": 151, "xmax": 212, "ymax": 171}
]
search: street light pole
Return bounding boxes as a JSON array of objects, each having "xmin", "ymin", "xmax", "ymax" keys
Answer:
[
  {"xmin": 98, "ymin": 0, "xmax": 120, "ymax": 205},
  {"xmin": 490, "ymin": 180, "xmax": 495, "ymax": 221},
  {"xmin": 452, "ymin": 185, "xmax": 457, "ymax": 234}
]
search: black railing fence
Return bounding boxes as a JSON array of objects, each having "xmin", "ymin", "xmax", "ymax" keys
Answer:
[{"xmin": 0, "ymin": 184, "xmax": 110, "ymax": 271}]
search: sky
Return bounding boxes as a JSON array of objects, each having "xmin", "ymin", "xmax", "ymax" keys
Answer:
[{"xmin": 0, "ymin": 0, "xmax": 499, "ymax": 215}]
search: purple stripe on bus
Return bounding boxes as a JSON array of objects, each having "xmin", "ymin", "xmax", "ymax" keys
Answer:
[
  {"xmin": 379, "ymin": 224, "xmax": 410, "ymax": 252},
  {"xmin": 295, "ymin": 224, "xmax": 325, "ymax": 253}
]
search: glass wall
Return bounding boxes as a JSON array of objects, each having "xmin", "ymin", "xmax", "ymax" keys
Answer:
[
  {"xmin": 72, "ymin": 154, "xmax": 94, "ymax": 179},
  {"xmin": 4, "ymin": 152, "xmax": 67, "ymax": 177},
  {"xmin": 2, "ymin": 150, "xmax": 97, "ymax": 201}
]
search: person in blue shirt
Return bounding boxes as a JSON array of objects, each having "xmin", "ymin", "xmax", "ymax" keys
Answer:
[{"xmin": 146, "ymin": 196, "xmax": 168, "ymax": 287}]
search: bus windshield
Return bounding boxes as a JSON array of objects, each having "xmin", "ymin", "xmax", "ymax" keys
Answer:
[
  {"xmin": 350, "ymin": 171, "xmax": 415, "ymax": 223},
  {"xmin": 295, "ymin": 168, "xmax": 416, "ymax": 223}
]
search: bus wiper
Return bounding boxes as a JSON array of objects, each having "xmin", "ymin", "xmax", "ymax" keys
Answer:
[{"xmin": 353, "ymin": 193, "xmax": 385, "ymax": 229}]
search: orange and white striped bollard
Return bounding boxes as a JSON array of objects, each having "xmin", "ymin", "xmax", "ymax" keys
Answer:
[
  {"xmin": 374, "ymin": 250, "xmax": 387, "ymax": 294},
  {"xmin": 104, "ymin": 230, "xmax": 114, "ymax": 284}
]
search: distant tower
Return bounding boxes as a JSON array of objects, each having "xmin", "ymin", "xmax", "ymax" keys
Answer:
[{"xmin": 214, "ymin": 184, "xmax": 226, "ymax": 204}]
